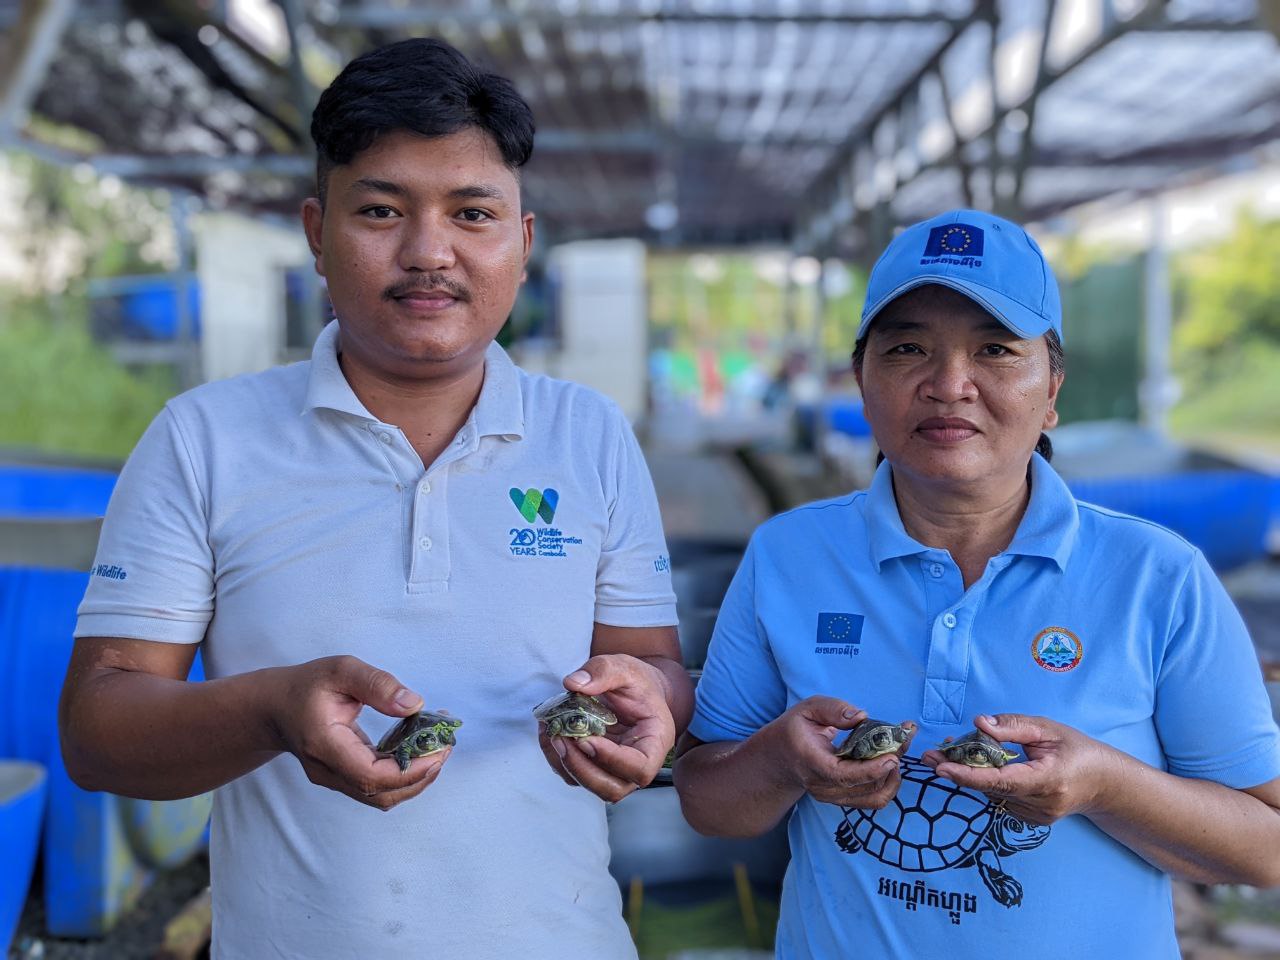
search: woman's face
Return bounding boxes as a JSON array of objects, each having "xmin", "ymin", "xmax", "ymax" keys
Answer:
[{"xmin": 855, "ymin": 286, "xmax": 1063, "ymax": 490}]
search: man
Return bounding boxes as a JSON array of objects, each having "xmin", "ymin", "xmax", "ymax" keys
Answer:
[
  {"xmin": 673, "ymin": 209, "xmax": 1280, "ymax": 958},
  {"xmin": 61, "ymin": 38, "xmax": 691, "ymax": 959}
]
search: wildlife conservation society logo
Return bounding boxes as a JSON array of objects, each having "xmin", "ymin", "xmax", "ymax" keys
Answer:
[
  {"xmin": 1031, "ymin": 626, "xmax": 1083, "ymax": 673},
  {"xmin": 510, "ymin": 487, "xmax": 558, "ymax": 524},
  {"xmin": 508, "ymin": 486, "xmax": 582, "ymax": 559}
]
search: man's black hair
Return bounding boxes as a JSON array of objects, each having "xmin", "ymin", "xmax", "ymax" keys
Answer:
[{"xmin": 309, "ymin": 37, "xmax": 535, "ymax": 204}]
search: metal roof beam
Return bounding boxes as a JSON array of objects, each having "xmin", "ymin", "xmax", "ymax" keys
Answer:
[
  {"xmin": 1001, "ymin": 0, "xmax": 1058, "ymax": 219},
  {"xmin": 0, "ymin": 0, "xmax": 76, "ymax": 141},
  {"xmin": 332, "ymin": 8, "xmax": 976, "ymax": 28},
  {"xmin": 807, "ymin": 5, "xmax": 982, "ymax": 202},
  {"xmin": 798, "ymin": 0, "xmax": 1259, "ymax": 252}
]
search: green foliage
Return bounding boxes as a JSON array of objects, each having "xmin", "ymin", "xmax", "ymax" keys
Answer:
[
  {"xmin": 3, "ymin": 146, "xmax": 174, "ymax": 293},
  {"xmin": 1168, "ymin": 340, "xmax": 1280, "ymax": 437},
  {"xmin": 1172, "ymin": 211, "xmax": 1280, "ymax": 387},
  {"xmin": 647, "ymin": 252, "xmax": 866, "ymax": 360},
  {"xmin": 633, "ymin": 892, "xmax": 780, "ymax": 958},
  {"xmin": 1166, "ymin": 212, "xmax": 1280, "ymax": 448},
  {"xmin": 0, "ymin": 296, "xmax": 174, "ymax": 460}
]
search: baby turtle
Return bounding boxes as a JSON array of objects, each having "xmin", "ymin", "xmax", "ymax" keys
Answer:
[
  {"xmin": 375, "ymin": 710, "xmax": 461, "ymax": 772},
  {"xmin": 533, "ymin": 691, "xmax": 617, "ymax": 738},
  {"xmin": 835, "ymin": 718, "xmax": 917, "ymax": 761},
  {"xmin": 938, "ymin": 729, "xmax": 1018, "ymax": 768}
]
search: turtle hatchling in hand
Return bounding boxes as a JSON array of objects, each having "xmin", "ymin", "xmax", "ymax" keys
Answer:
[
  {"xmin": 532, "ymin": 691, "xmax": 617, "ymax": 738},
  {"xmin": 835, "ymin": 718, "xmax": 917, "ymax": 761},
  {"xmin": 376, "ymin": 711, "xmax": 462, "ymax": 772},
  {"xmin": 938, "ymin": 729, "xmax": 1018, "ymax": 768}
]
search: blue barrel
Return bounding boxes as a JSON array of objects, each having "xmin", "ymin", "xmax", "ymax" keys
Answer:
[
  {"xmin": 0, "ymin": 761, "xmax": 47, "ymax": 955},
  {"xmin": 822, "ymin": 397, "xmax": 873, "ymax": 438},
  {"xmin": 120, "ymin": 277, "xmax": 202, "ymax": 340},
  {"xmin": 0, "ymin": 464, "xmax": 116, "ymax": 517},
  {"xmin": 1067, "ymin": 470, "xmax": 1273, "ymax": 572},
  {"xmin": 0, "ymin": 461, "xmax": 211, "ymax": 937}
]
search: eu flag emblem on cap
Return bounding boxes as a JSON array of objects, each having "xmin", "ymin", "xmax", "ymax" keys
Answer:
[
  {"xmin": 817, "ymin": 612, "xmax": 864, "ymax": 645},
  {"xmin": 924, "ymin": 223, "xmax": 984, "ymax": 258}
]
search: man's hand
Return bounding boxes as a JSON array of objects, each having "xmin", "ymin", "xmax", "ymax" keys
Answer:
[
  {"xmin": 763, "ymin": 696, "xmax": 902, "ymax": 809},
  {"xmin": 538, "ymin": 654, "xmax": 674, "ymax": 803},
  {"xmin": 921, "ymin": 713, "xmax": 1123, "ymax": 825},
  {"xmin": 269, "ymin": 655, "xmax": 450, "ymax": 811}
]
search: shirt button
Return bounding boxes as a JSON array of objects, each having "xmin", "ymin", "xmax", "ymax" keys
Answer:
[
  {"xmin": 419, "ymin": 481, "xmax": 431, "ymax": 495},
  {"xmin": 378, "ymin": 432, "xmax": 392, "ymax": 444},
  {"xmin": 418, "ymin": 536, "xmax": 432, "ymax": 551},
  {"xmin": 929, "ymin": 562, "xmax": 944, "ymax": 578},
  {"xmin": 942, "ymin": 613, "xmax": 958, "ymax": 629},
  {"xmin": 455, "ymin": 435, "xmax": 467, "ymax": 446}
]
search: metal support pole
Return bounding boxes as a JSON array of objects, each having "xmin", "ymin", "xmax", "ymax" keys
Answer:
[
  {"xmin": 171, "ymin": 192, "xmax": 202, "ymax": 390},
  {"xmin": 1140, "ymin": 195, "xmax": 1177, "ymax": 434},
  {"xmin": 811, "ymin": 259, "xmax": 829, "ymax": 416},
  {"xmin": 276, "ymin": 0, "xmax": 326, "ymax": 345}
]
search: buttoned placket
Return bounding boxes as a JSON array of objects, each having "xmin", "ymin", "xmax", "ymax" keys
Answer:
[
  {"xmin": 918, "ymin": 552, "xmax": 1012, "ymax": 725},
  {"xmin": 367, "ymin": 421, "xmax": 480, "ymax": 594}
]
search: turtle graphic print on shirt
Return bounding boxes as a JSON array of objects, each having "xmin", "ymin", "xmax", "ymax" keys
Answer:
[{"xmin": 834, "ymin": 756, "xmax": 1051, "ymax": 909}]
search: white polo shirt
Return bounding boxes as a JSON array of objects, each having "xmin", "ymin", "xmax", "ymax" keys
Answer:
[{"xmin": 76, "ymin": 320, "xmax": 677, "ymax": 960}]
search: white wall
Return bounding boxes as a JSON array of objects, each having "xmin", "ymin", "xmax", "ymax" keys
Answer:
[
  {"xmin": 541, "ymin": 239, "xmax": 649, "ymax": 421},
  {"xmin": 193, "ymin": 212, "xmax": 311, "ymax": 382}
]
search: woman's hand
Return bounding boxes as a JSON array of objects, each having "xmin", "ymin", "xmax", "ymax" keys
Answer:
[
  {"xmin": 922, "ymin": 713, "xmax": 1123, "ymax": 825},
  {"xmin": 766, "ymin": 696, "xmax": 903, "ymax": 810}
]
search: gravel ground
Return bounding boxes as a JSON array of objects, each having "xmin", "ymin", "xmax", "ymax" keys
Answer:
[
  {"xmin": 9, "ymin": 855, "xmax": 209, "ymax": 960},
  {"xmin": 10, "ymin": 862, "xmax": 1280, "ymax": 959}
]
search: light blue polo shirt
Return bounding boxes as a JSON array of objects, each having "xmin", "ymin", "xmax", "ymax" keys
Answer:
[{"xmin": 690, "ymin": 453, "xmax": 1280, "ymax": 960}]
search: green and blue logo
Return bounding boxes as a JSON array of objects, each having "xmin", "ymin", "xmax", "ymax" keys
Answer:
[{"xmin": 509, "ymin": 487, "xmax": 559, "ymax": 524}]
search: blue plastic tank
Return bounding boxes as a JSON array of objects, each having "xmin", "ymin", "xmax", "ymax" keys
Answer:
[
  {"xmin": 1065, "ymin": 470, "xmax": 1273, "ymax": 573},
  {"xmin": 0, "ymin": 760, "xmax": 47, "ymax": 955},
  {"xmin": 0, "ymin": 461, "xmax": 211, "ymax": 936}
]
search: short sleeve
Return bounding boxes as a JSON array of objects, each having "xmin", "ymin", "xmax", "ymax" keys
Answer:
[
  {"xmin": 1155, "ymin": 549, "xmax": 1280, "ymax": 789},
  {"xmin": 688, "ymin": 538, "xmax": 788, "ymax": 743},
  {"xmin": 593, "ymin": 412, "xmax": 677, "ymax": 628},
  {"xmin": 75, "ymin": 405, "xmax": 214, "ymax": 643}
]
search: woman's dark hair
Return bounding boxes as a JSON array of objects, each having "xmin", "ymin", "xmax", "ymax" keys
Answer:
[
  {"xmin": 309, "ymin": 38, "xmax": 535, "ymax": 204},
  {"xmin": 851, "ymin": 290, "xmax": 1065, "ymax": 464}
]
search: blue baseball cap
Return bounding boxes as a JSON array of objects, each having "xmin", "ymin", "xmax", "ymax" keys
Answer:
[{"xmin": 857, "ymin": 209, "xmax": 1063, "ymax": 343}]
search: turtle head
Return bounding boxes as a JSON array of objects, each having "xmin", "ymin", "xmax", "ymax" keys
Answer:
[
  {"xmin": 965, "ymin": 744, "xmax": 996, "ymax": 766},
  {"xmin": 869, "ymin": 728, "xmax": 894, "ymax": 752},
  {"xmin": 414, "ymin": 730, "xmax": 442, "ymax": 753},
  {"xmin": 563, "ymin": 712, "xmax": 592, "ymax": 737}
]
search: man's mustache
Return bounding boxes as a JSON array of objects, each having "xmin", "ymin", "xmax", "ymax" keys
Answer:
[{"xmin": 383, "ymin": 275, "xmax": 470, "ymax": 302}]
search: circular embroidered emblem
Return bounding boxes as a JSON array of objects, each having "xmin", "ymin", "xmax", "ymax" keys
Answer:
[{"xmin": 1031, "ymin": 626, "xmax": 1083, "ymax": 673}]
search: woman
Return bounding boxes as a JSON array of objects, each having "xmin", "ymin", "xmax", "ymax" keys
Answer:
[{"xmin": 673, "ymin": 209, "xmax": 1280, "ymax": 959}]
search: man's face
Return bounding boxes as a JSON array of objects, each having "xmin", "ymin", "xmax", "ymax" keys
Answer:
[
  {"xmin": 855, "ymin": 287, "xmax": 1063, "ymax": 488},
  {"xmin": 302, "ymin": 128, "xmax": 534, "ymax": 380}
]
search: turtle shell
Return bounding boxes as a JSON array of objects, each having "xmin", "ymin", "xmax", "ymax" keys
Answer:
[
  {"xmin": 835, "ymin": 718, "xmax": 917, "ymax": 760},
  {"xmin": 938, "ymin": 729, "xmax": 1017, "ymax": 767},
  {"xmin": 838, "ymin": 757, "xmax": 995, "ymax": 871},
  {"xmin": 375, "ymin": 710, "xmax": 461, "ymax": 758},
  {"xmin": 532, "ymin": 691, "xmax": 617, "ymax": 738},
  {"xmin": 532, "ymin": 691, "xmax": 617, "ymax": 724}
]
